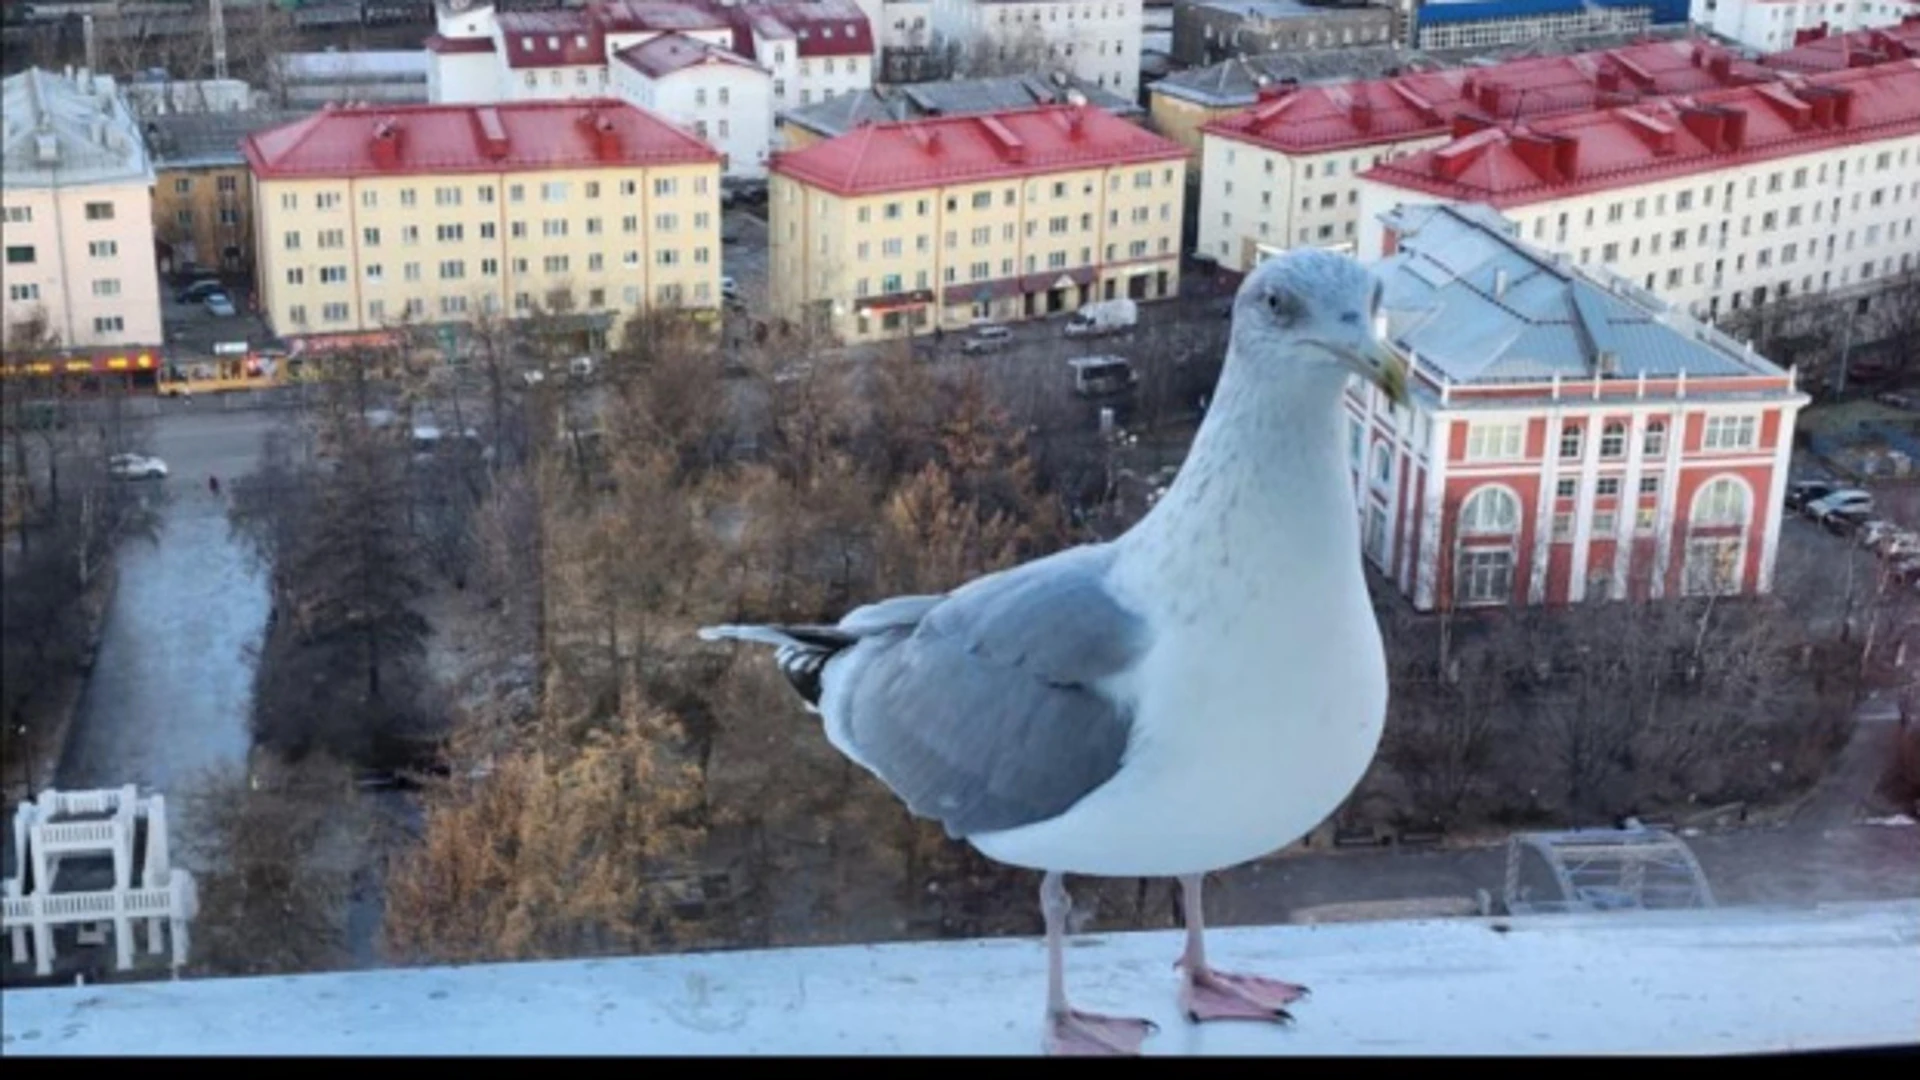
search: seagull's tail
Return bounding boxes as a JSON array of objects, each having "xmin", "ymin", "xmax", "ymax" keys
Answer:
[{"xmin": 697, "ymin": 623, "xmax": 860, "ymax": 709}]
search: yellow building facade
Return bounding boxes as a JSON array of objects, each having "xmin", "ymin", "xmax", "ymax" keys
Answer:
[
  {"xmin": 769, "ymin": 106, "xmax": 1188, "ymax": 343},
  {"xmin": 245, "ymin": 100, "xmax": 721, "ymax": 350}
]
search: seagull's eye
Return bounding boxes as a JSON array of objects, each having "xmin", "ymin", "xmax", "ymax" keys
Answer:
[{"xmin": 1340, "ymin": 311, "xmax": 1361, "ymax": 325}]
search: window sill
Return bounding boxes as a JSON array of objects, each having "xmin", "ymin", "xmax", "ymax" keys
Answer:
[{"xmin": 4, "ymin": 901, "xmax": 1914, "ymax": 1055}]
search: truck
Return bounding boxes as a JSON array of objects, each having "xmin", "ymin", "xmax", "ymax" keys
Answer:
[{"xmin": 1064, "ymin": 298, "xmax": 1138, "ymax": 338}]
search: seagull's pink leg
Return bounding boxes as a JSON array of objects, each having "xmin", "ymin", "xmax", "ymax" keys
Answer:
[
  {"xmin": 1041, "ymin": 871, "xmax": 1158, "ymax": 1056},
  {"xmin": 1175, "ymin": 874, "xmax": 1310, "ymax": 1025}
]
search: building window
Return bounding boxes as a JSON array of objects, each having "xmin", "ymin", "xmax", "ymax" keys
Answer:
[
  {"xmin": 1370, "ymin": 443, "xmax": 1391, "ymax": 488},
  {"xmin": 1465, "ymin": 421, "xmax": 1523, "ymax": 461},
  {"xmin": 288, "ymin": 305, "xmax": 307, "ymax": 325},
  {"xmin": 1459, "ymin": 485, "xmax": 1520, "ymax": 536},
  {"xmin": 3, "ymin": 245, "xmax": 33, "ymax": 264},
  {"xmin": 174, "ymin": 177, "xmax": 192, "ymax": 194},
  {"xmin": 1458, "ymin": 549, "xmax": 1514, "ymax": 606},
  {"xmin": 1596, "ymin": 477, "xmax": 1620, "ymax": 497},
  {"xmin": 320, "ymin": 266, "xmax": 346, "ymax": 284},
  {"xmin": 1559, "ymin": 423, "xmax": 1582, "ymax": 459},
  {"xmin": 1552, "ymin": 511, "xmax": 1574, "ymax": 541},
  {"xmin": 1702, "ymin": 415, "xmax": 1757, "ymax": 451},
  {"xmin": 286, "ymin": 268, "xmax": 304, "ymax": 285},
  {"xmin": 1600, "ymin": 421, "xmax": 1626, "ymax": 458},
  {"xmin": 1692, "ymin": 476, "xmax": 1749, "ymax": 528},
  {"xmin": 284, "ymin": 231, "xmax": 300, "ymax": 250},
  {"xmin": 85, "ymin": 201, "xmax": 114, "ymax": 221},
  {"xmin": 3, "ymin": 206, "xmax": 31, "ymax": 223},
  {"xmin": 7, "ymin": 283, "xmax": 39, "ymax": 301},
  {"xmin": 93, "ymin": 315, "xmax": 124, "ymax": 334},
  {"xmin": 653, "ymin": 178, "xmax": 677, "ymax": 197},
  {"xmin": 1644, "ymin": 420, "xmax": 1667, "ymax": 457},
  {"xmin": 322, "ymin": 302, "xmax": 350, "ymax": 323},
  {"xmin": 318, "ymin": 229, "xmax": 345, "ymax": 249},
  {"xmin": 88, "ymin": 240, "xmax": 117, "ymax": 258},
  {"xmin": 1683, "ymin": 537, "xmax": 1743, "ymax": 597},
  {"xmin": 1555, "ymin": 478, "xmax": 1576, "ymax": 498}
]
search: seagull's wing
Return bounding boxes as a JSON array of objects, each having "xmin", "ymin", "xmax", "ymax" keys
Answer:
[{"xmin": 828, "ymin": 544, "xmax": 1150, "ymax": 839}]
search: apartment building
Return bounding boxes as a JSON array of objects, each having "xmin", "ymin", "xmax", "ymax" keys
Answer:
[
  {"xmin": 1761, "ymin": 17, "xmax": 1920, "ymax": 73},
  {"xmin": 777, "ymin": 72, "xmax": 1143, "ymax": 149},
  {"xmin": 609, "ymin": 34, "xmax": 773, "ymax": 179},
  {"xmin": 2, "ymin": 68, "xmax": 163, "ymax": 355},
  {"xmin": 1696, "ymin": 0, "xmax": 1920, "ymax": 54},
  {"xmin": 1170, "ymin": 0, "xmax": 1395, "ymax": 68},
  {"xmin": 1353, "ymin": 203, "xmax": 1807, "ymax": 612},
  {"xmin": 1355, "ymin": 58, "xmax": 1920, "ymax": 323},
  {"xmin": 768, "ymin": 104, "xmax": 1186, "ymax": 342},
  {"xmin": 243, "ymin": 99, "xmax": 722, "ymax": 351},
  {"xmin": 145, "ymin": 110, "xmax": 306, "ymax": 277},
  {"xmin": 930, "ymin": 0, "xmax": 1145, "ymax": 100},
  {"xmin": 1197, "ymin": 37, "xmax": 1770, "ymax": 271},
  {"xmin": 428, "ymin": 0, "xmax": 874, "ymax": 112}
]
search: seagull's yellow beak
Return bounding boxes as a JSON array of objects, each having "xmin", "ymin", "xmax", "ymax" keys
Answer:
[{"xmin": 1332, "ymin": 317, "xmax": 1409, "ymax": 408}]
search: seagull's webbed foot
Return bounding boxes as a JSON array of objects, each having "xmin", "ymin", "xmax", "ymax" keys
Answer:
[
  {"xmin": 1045, "ymin": 1008, "xmax": 1159, "ymax": 1056},
  {"xmin": 1176, "ymin": 962, "xmax": 1310, "ymax": 1025}
]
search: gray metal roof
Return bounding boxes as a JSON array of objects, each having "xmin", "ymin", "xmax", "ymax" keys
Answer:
[
  {"xmin": 1149, "ymin": 23, "xmax": 1699, "ymax": 107},
  {"xmin": 2, "ymin": 68, "xmax": 154, "ymax": 190},
  {"xmin": 142, "ymin": 110, "xmax": 309, "ymax": 170},
  {"xmin": 780, "ymin": 73, "xmax": 1143, "ymax": 140},
  {"xmin": 1376, "ymin": 203, "xmax": 1786, "ymax": 385}
]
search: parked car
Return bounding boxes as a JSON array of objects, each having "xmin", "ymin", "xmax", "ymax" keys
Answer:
[
  {"xmin": 175, "ymin": 279, "xmax": 224, "ymax": 304},
  {"xmin": 961, "ymin": 324, "xmax": 1014, "ymax": 355},
  {"xmin": 107, "ymin": 452, "xmax": 168, "ymax": 480},
  {"xmin": 520, "ymin": 369, "xmax": 546, "ymax": 387},
  {"xmin": 568, "ymin": 355, "xmax": 596, "ymax": 379},
  {"xmin": 1824, "ymin": 504, "xmax": 1876, "ymax": 536},
  {"xmin": 1786, "ymin": 480, "xmax": 1838, "ymax": 514},
  {"xmin": 1857, "ymin": 519, "xmax": 1901, "ymax": 549},
  {"xmin": 1877, "ymin": 390, "xmax": 1920, "ymax": 410},
  {"xmin": 1887, "ymin": 557, "xmax": 1920, "ymax": 586},
  {"xmin": 1882, "ymin": 534, "xmax": 1920, "ymax": 563},
  {"xmin": 721, "ymin": 276, "xmax": 740, "ymax": 300},
  {"xmin": 204, "ymin": 293, "xmax": 238, "ymax": 317},
  {"xmin": 1807, "ymin": 489, "xmax": 1874, "ymax": 522}
]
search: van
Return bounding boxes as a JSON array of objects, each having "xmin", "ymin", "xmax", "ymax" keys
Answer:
[{"xmin": 1069, "ymin": 355, "xmax": 1138, "ymax": 397}]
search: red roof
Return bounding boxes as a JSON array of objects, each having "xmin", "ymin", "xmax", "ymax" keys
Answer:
[
  {"xmin": 748, "ymin": 0, "xmax": 874, "ymax": 59},
  {"xmin": 243, "ymin": 99, "xmax": 720, "ymax": 179},
  {"xmin": 1359, "ymin": 59, "xmax": 1920, "ymax": 209},
  {"xmin": 424, "ymin": 34, "xmax": 497, "ymax": 55},
  {"xmin": 615, "ymin": 31, "xmax": 763, "ymax": 79},
  {"xmin": 1761, "ymin": 18, "xmax": 1920, "ymax": 73},
  {"xmin": 771, "ymin": 104, "xmax": 1185, "ymax": 197},
  {"xmin": 495, "ymin": 1, "xmax": 733, "ymax": 70},
  {"xmin": 1203, "ymin": 38, "xmax": 1773, "ymax": 155}
]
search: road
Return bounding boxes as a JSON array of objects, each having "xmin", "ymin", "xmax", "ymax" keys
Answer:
[{"xmin": 53, "ymin": 409, "xmax": 279, "ymax": 810}]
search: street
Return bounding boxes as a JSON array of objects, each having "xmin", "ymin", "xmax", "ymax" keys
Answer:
[{"xmin": 53, "ymin": 409, "xmax": 278, "ymax": 808}]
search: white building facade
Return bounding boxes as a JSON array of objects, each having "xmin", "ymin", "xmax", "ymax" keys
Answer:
[
  {"xmin": 1695, "ymin": 0, "xmax": 1920, "ymax": 54},
  {"xmin": 930, "ymin": 0, "xmax": 1145, "ymax": 99},
  {"xmin": 1196, "ymin": 38, "xmax": 1773, "ymax": 273},
  {"xmin": 1356, "ymin": 59, "xmax": 1920, "ymax": 323},
  {"xmin": 2, "ymin": 68, "xmax": 164, "ymax": 354},
  {"xmin": 611, "ymin": 35, "xmax": 774, "ymax": 179}
]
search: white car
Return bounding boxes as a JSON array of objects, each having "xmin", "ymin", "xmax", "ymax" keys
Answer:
[
  {"xmin": 108, "ymin": 453, "xmax": 168, "ymax": 480},
  {"xmin": 1808, "ymin": 490, "xmax": 1873, "ymax": 522},
  {"xmin": 721, "ymin": 276, "xmax": 740, "ymax": 300},
  {"xmin": 204, "ymin": 293, "xmax": 238, "ymax": 317}
]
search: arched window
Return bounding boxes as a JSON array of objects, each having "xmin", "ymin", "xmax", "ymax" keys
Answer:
[
  {"xmin": 1460, "ymin": 485, "xmax": 1521, "ymax": 535},
  {"xmin": 1644, "ymin": 419, "xmax": 1667, "ymax": 457},
  {"xmin": 1691, "ymin": 476, "xmax": 1750, "ymax": 527},
  {"xmin": 1600, "ymin": 421, "xmax": 1627, "ymax": 458}
]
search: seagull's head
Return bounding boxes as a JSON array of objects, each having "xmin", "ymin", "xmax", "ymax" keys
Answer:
[{"xmin": 1231, "ymin": 248, "xmax": 1407, "ymax": 408}]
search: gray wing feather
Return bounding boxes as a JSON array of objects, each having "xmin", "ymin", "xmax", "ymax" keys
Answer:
[
  {"xmin": 838, "ymin": 594, "xmax": 945, "ymax": 634},
  {"xmin": 832, "ymin": 545, "xmax": 1149, "ymax": 838}
]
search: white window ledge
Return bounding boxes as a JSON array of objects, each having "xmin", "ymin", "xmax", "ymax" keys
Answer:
[{"xmin": 4, "ymin": 900, "xmax": 1917, "ymax": 1055}]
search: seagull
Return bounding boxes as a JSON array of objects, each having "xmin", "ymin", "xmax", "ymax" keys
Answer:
[{"xmin": 700, "ymin": 249, "xmax": 1406, "ymax": 1055}]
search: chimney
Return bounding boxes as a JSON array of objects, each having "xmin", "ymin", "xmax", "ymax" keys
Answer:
[
  {"xmin": 1450, "ymin": 111, "xmax": 1494, "ymax": 139},
  {"xmin": 370, "ymin": 118, "xmax": 402, "ymax": 168},
  {"xmin": 589, "ymin": 112, "xmax": 621, "ymax": 160},
  {"xmin": 1350, "ymin": 94, "xmax": 1373, "ymax": 134},
  {"xmin": 1721, "ymin": 106, "xmax": 1748, "ymax": 151},
  {"xmin": 1678, "ymin": 105, "xmax": 1727, "ymax": 149},
  {"xmin": 1707, "ymin": 53, "xmax": 1732, "ymax": 82}
]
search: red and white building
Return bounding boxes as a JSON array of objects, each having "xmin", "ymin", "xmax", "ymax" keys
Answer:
[
  {"xmin": 1349, "ymin": 203, "xmax": 1809, "ymax": 612},
  {"xmin": 1355, "ymin": 57, "xmax": 1920, "ymax": 323},
  {"xmin": 1196, "ymin": 36, "xmax": 1774, "ymax": 272},
  {"xmin": 424, "ymin": 0, "xmax": 873, "ymax": 178}
]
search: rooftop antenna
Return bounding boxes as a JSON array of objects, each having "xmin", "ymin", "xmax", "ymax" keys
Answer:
[{"xmin": 210, "ymin": 0, "xmax": 230, "ymax": 82}]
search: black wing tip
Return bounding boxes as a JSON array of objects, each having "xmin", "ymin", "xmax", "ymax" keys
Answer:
[{"xmin": 775, "ymin": 643, "xmax": 839, "ymax": 709}]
